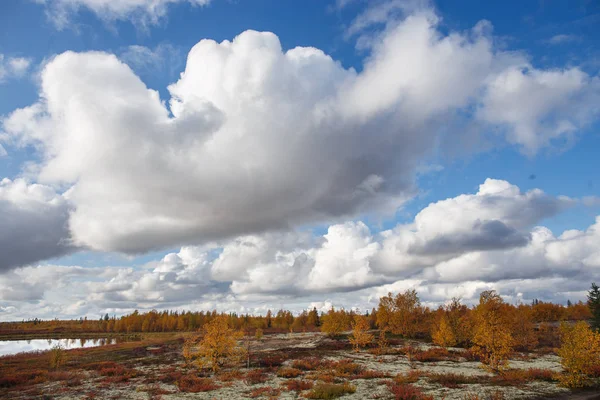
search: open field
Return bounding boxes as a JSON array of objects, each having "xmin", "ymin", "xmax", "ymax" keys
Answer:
[{"xmin": 2, "ymin": 331, "xmax": 599, "ymax": 400}]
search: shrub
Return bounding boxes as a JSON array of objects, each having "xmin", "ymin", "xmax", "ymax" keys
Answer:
[
  {"xmin": 277, "ymin": 367, "xmax": 303, "ymax": 378},
  {"xmin": 176, "ymin": 374, "xmax": 220, "ymax": 392},
  {"xmin": 245, "ymin": 369, "xmax": 269, "ymax": 385},
  {"xmin": 255, "ymin": 328, "xmax": 264, "ymax": 340},
  {"xmin": 427, "ymin": 372, "xmax": 478, "ymax": 388},
  {"xmin": 413, "ymin": 347, "xmax": 450, "ymax": 362},
  {"xmin": 305, "ymin": 382, "xmax": 356, "ymax": 399},
  {"xmin": 217, "ymin": 370, "xmax": 244, "ymax": 382},
  {"xmin": 285, "ymin": 379, "xmax": 314, "ymax": 392},
  {"xmin": 292, "ymin": 357, "xmax": 321, "ymax": 371},
  {"xmin": 388, "ymin": 383, "xmax": 433, "ymax": 400},
  {"xmin": 557, "ymin": 321, "xmax": 600, "ymax": 388},
  {"xmin": 159, "ymin": 367, "xmax": 183, "ymax": 384},
  {"xmin": 394, "ymin": 370, "xmax": 423, "ymax": 385},
  {"xmin": 248, "ymin": 386, "xmax": 281, "ymax": 398},
  {"xmin": 331, "ymin": 359, "xmax": 363, "ymax": 377},
  {"xmin": 49, "ymin": 345, "xmax": 66, "ymax": 369},
  {"xmin": 259, "ymin": 354, "xmax": 286, "ymax": 368},
  {"xmin": 355, "ymin": 369, "xmax": 386, "ymax": 379}
]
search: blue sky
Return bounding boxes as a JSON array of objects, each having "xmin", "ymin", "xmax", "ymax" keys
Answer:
[{"xmin": 0, "ymin": 0, "xmax": 599, "ymax": 319}]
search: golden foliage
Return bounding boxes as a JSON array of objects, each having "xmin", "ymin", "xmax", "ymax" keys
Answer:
[
  {"xmin": 49, "ymin": 345, "xmax": 66, "ymax": 369},
  {"xmin": 349, "ymin": 315, "xmax": 374, "ymax": 351},
  {"xmin": 376, "ymin": 289, "xmax": 424, "ymax": 338},
  {"xmin": 432, "ymin": 314, "xmax": 457, "ymax": 348},
  {"xmin": 557, "ymin": 321, "xmax": 600, "ymax": 388},
  {"xmin": 183, "ymin": 315, "xmax": 246, "ymax": 372},
  {"xmin": 471, "ymin": 290, "xmax": 514, "ymax": 372},
  {"xmin": 320, "ymin": 307, "xmax": 349, "ymax": 337}
]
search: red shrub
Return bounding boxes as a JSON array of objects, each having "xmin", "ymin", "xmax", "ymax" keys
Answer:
[
  {"xmin": 388, "ymin": 383, "xmax": 433, "ymax": 400},
  {"xmin": 177, "ymin": 374, "xmax": 220, "ymax": 392},
  {"xmin": 291, "ymin": 357, "xmax": 321, "ymax": 371},
  {"xmin": 245, "ymin": 369, "xmax": 269, "ymax": 385},
  {"xmin": 413, "ymin": 347, "xmax": 450, "ymax": 362},
  {"xmin": 277, "ymin": 367, "xmax": 303, "ymax": 378},
  {"xmin": 285, "ymin": 379, "xmax": 314, "ymax": 392},
  {"xmin": 248, "ymin": 386, "xmax": 281, "ymax": 398}
]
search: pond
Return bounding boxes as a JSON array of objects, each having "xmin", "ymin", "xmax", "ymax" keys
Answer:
[{"xmin": 0, "ymin": 337, "xmax": 117, "ymax": 357}]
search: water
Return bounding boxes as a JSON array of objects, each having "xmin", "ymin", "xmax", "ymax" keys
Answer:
[{"xmin": 0, "ymin": 337, "xmax": 117, "ymax": 357}]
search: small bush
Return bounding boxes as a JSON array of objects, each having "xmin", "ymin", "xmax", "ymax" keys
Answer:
[
  {"xmin": 248, "ymin": 386, "xmax": 281, "ymax": 398},
  {"xmin": 305, "ymin": 382, "xmax": 356, "ymax": 399},
  {"xmin": 305, "ymin": 371, "xmax": 337, "ymax": 383},
  {"xmin": 394, "ymin": 370, "xmax": 423, "ymax": 385},
  {"xmin": 277, "ymin": 367, "xmax": 303, "ymax": 378},
  {"xmin": 427, "ymin": 372, "xmax": 479, "ymax": 388},
  {"xmin": 285, "ymin": 379, "xmax": 314, "ymax": 392},
  {"xmin": 217, "ymin": 370, "xmax": 244, "ymax": 382},
  {"xmin": 292, "ymin": 357, "xmax": 322, "ymax": 371},
  {"xmin": 259, "ymin": 354, "xmax": 286, "ymax": 368},
  {"xmin": 331, "ymin": 359, "xmax": 363, "ymax": 377},
  {"xmin": 354, "ymin": 369, "xmax": 386, "ymax": 379},
  {"xmin": 388, "ymin": 383, "xmax": 433, "ymax": 400},
  {"xmin": 413, "ymin": 347, "xmax": 450, "ymax": 362},
  {"xmin": 245, "ymin": 369, "xmax": 269, "ymax": 385},
  {"xmin": 177, "ymin": 374, "xmax": 220, "ymax": 392},
  {"xmin": 49, "ymin": 345, "xmax": 66, "ymax": 369},
  {"xmin": 159, "ymin": 367, "xmax": 183, "ymax": 384}
]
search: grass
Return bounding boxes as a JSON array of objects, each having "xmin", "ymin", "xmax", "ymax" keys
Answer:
[{"xmin": 304, "ymin": 382, "xmax": 356, "ymax": 399}]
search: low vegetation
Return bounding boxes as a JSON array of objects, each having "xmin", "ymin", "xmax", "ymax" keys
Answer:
[{"xmin": 1, "ymin": 283, "xmax": 599, "ymax": 399}]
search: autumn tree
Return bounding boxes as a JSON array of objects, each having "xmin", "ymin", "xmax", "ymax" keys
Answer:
[
  {"xmin": 183, "ymin": 315, "xmax": 247, "ymax": 372},
  {"xmin": 557, "ymin": 321, "xmax": 600, "ymax": 388},
  {"xmin": 349, "ymin": 315, "xmax": 374, "ymax": 351},
  {"xmin": 511, "ymin": 304, "xmax": 538, "ymax": 351},
  {"xmin": 321, "ymin": 307, "xmax": 349, "ymax": 337},
  {"xmin": 432, "ymin": 313, "xmax": 456, "ymax": 348},
  {"xmin": 376, "ymin": 289, "xmax": 424, "ymax": 338},
  {"xmin": 471, "ymin": 290, "xmax": 514, "ymax": 372}
]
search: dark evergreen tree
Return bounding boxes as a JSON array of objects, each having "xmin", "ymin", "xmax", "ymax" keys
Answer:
[{"xmin": 588, "ymin": 282, "xmax": 600, "ymax": 332}]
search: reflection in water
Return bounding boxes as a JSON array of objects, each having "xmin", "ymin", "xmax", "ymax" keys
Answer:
[{"xmin": 0, "ymin": 338, "xmax": 117, "ymax": 357}]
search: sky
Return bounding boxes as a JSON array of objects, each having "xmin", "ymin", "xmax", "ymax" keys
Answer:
[{"xmin": 0, "ymin": 0, "xmax": 599, "ymax": 321}]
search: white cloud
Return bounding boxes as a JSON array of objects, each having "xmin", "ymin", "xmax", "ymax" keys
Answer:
[
  {"xmin": 478, "ymin": 66, "xmax": 600, "ymax": 153},
  {"xmin": 0, "ymin": 55, "xmax": 32, "ymax": 83},
  {"xmin": 0, "ymin": 179, "xmax": 76, "ymax": 272},
  {"xmin": 36, "ymin": 0, "xmax": 211, "ymax": 29},
  {"xmin": 2, "ymin": 6, "xmax": 600, "ymax": 268}
]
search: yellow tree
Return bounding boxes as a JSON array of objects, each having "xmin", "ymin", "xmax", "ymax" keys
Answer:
[
  {"xmin": 376, "ymin": 289, "xmax": 423, "ymax": 338},
  {"xmin": 432, "ymin": 313, "xmax": 456, "ymax": 348},
  {"xmin": 349, "ymin": 315, "xmax": 374, "ymax": 351},
  {"xmin": 471, "ymin": 290, "xmax": 514, "ymax": 372},
  {"xmin": 557, "ymin": 321, "xmax": 600, "ymax": 388},
  {"xmin": 183, "ymin": 315, "xmax": 246, "ymax": 372},
  {"xmin": 321, "ymin": 307, "xmax": 349, "ymax": 337}
]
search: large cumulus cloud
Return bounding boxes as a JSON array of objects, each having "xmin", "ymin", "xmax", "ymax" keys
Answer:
[{"xmin": 3, "ymin": 10, "xmax": 599, "ymax": 263}]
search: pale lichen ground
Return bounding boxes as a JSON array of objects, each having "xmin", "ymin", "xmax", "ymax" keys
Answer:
[{"xmin": 7, "ymin": 332, "xmax": 584, "ymax": 400}]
